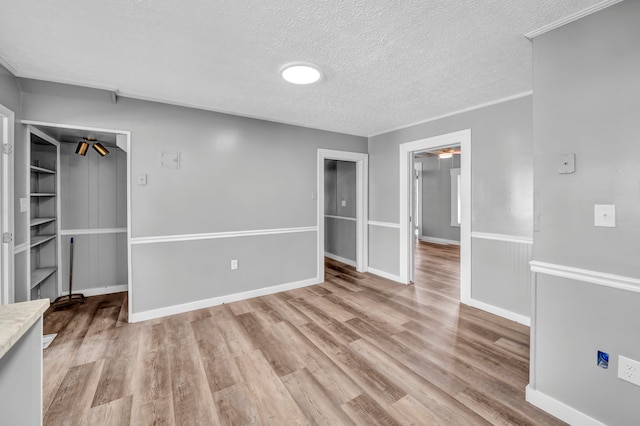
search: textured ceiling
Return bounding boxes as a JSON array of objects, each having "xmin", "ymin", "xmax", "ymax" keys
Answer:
[{"xmin": 0, "ymin": 0, "xmax": 606, "ymax": 136}]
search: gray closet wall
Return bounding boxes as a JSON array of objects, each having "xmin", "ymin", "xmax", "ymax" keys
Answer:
[
  {"xmin": 324, "ymin": 160, "xmax": 356, "ymax": 263},
  {"xmin": 58, "ymin": 143, "xmax": 128, "ymax": 293},
  {"xmin": 418, "ymin": 154, "xmax": 461, "ymax": 242}
]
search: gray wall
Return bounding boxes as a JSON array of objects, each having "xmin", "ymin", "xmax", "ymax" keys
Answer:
[
  {"xmin": 418, "ymin": 154, "xmax": 460, "ymax": 242},
  {"xmin": 368, "ymin": 96, "xmax": 533, "ymax": 317},
  {"xmin": 0, "ymin": 63, "xmax": 27, "ymax": 303},
  {"xmin": 0, "ymin": 64, "xmax": 26, "ymax": 244},
  {"xmin": 531, "ymin": 2, "xmax": 640, "ymax": 424},
  {"xmin": 324, "ymin": 160, "xmax": 356, "ymax": 262},
  {"xmin": 19, "ymin": 83, "xmax": 367, "ymax": 315},
  {"xmin": 58, "ymin": 143, "xmax": 128, "ymax": 293}
]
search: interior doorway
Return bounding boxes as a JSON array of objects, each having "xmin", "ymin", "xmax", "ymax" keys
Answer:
[
  {"xmin": 323, "ymin": 159, "xmax": 358, "ymax": 267},
  {"xmin": 317, "ymin": 149, "xmax": 368, "ymax": 280},
  {"xmin": 399, "ymin": 129, "xmax": 471, "ymax": 303}
]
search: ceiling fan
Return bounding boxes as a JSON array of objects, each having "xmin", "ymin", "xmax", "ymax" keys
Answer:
[
  {"xmin": 414, "ymin": 147, "xmax": 461, "ymax": 159},
  {"xmin": 75, "ymin": 137, "xmax": 109, "ymax": 157}
]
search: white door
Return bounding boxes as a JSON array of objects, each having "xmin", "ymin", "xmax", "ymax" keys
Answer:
[{"xmin": 0, "ymin": 104, "xmax": 15, "ymax": 304}]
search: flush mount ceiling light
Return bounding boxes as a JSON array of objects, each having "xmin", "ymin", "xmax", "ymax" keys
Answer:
[{"xmin": 280, "ymin": 63, "xmax": 322, "ymax": 85}]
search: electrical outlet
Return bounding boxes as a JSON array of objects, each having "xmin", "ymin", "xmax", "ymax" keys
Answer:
[
  {"xmin": 230, "ymin": 259, "xmax": 238, "ymax": 270},
  {"xmin": 618, "ymin": 355, "xmax": 640, "ymax": 387}
]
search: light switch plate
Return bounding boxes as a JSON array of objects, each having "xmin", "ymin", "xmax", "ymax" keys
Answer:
[
  {"xmin": 594, "ymin": 204, "xmax": 615, "ymax": 227},
  {"xmin": 558, "ymin": 153, "xmax": 575, "ymax": 174},
  {"xmin": 341, "ymin": 200, "xmax": 346, "ymax": 207},
  {"xmin": 20, "ymin": 198, "xmax": 28, "ymax": 212}
]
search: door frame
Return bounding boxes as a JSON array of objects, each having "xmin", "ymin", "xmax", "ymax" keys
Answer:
[
  {"xmin": 414, "ymin": 162, "xmax": 422, "ymax": 239},
  {"xmin": 21, "ymin": 120, "xmax": 132, "ymax": 319},
  {"xmin": 317, "ymin": 149, "xmax": 368, "ymax": 279},
  {"xmin": 0, "ymin": 103, "xmax": 15, "ymax": 304},
  {"xmin": 399, "ymin": 129, "xmax": 471, "ymax": 303}
]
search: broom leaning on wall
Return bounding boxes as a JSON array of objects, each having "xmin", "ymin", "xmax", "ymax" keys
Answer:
[{"xmin": 53, "ymin": 237, "xmax": 86, "ymax": 309}]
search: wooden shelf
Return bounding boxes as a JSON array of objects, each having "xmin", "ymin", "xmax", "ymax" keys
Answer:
[
  {"xmin": 30, "ymin": 193, "xmax": 56, "ymax": 197},
  {"xmin": 30, "ymin": 267, "xmax": 57, "ymax": 289},
  {"xmin": 30, "ymin": 165, "xmax": 56, "ymax": 174},
  {"xmin": 30, "ymin": 235, "xmax": 56, "ymax": 248},
  {"xmin": 30, "ymin": 218, "xmax": 56, "ymax": 227}
]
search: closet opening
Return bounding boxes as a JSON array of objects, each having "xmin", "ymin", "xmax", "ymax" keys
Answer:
[{"xmin": 17, "ymin": 121, "xmax": 131, "ymax": 319}]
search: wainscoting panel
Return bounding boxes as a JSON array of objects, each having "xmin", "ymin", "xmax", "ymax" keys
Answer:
[
  {"xmin": 368, "ymin": 223, "xmax": 400, "ymax": 280},
  {"xmin": 130, "ymin": 230, "xmax": 317, "ymax": 314},
  {"xmin": 324, "ymin": 216, "xmax": 356, "ymax": 263},
  {"xmin": 471, "ymin": 233, "xmax": 532, "ymax": 320}
]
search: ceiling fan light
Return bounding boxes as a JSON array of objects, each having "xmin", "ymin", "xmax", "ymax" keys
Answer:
[
  {"xmin": 75, "ymin": 141, "xmax": 89, "ymax": 156},
  {"xmin": 92, "ymin": 142, "xmax": 109, "ymax": 156}
]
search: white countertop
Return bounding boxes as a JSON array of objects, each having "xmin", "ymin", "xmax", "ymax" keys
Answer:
[{"xmin": 0, "ymin": 299, "xmax": 49, "ymax": 359}]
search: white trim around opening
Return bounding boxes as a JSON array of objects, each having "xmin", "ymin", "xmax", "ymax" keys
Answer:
[
  {"xmin": 0, "ymin": 103, "xmax": 15, "ymax": 305},
  {"xmin": 317, "ymin": 150, "xmax": 368, "ymax": 280},
  {"xmin": 399, "ymin": 129, "xmax": 471, "ymax": 304}
]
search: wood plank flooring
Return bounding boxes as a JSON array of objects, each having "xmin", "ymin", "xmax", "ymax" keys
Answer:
[{"xmin": 42, "ymin": 241, "xmax": 564, "ymax": 425}]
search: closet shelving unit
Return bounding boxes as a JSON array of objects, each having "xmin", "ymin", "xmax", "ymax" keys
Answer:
[{"xmin": 27, "ymin": 126, "xmax": 61, "ymax": 301}]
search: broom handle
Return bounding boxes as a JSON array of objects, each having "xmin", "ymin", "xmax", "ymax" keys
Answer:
[{"xmin": 69, "ymin": 237, "xmax": 74, "ymax": 296}]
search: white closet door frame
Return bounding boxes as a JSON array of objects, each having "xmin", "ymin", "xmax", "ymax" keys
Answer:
[{"xmin": 0, "ymin": 103, "xmax": 15, "ymax": 304}]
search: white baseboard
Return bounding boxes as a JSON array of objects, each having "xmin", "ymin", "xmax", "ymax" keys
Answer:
[
  {"xmin": 129, "ymin": 276, "xmax": 321, "ymax": 323},
  {"xmin": 324, "ymin": 252, "xmax": 356, "ymax": 267},
  {"xmin": 419, "ymin": 236, "xmax": 460, "ymax": 246},
  {"xmin": 367, "ymin": 267, "xmax": 403, "ymax": 284},
  {"xmin": 70, "ymin": 284, "xmax": 129, "ymax": 297},
  {"xmin": 526, "ymin": 386, "xmax": 606, "ymax": 426},
  {"xmin": 465, "ymin": 297, "xmax": 530, "ymax": 326}
]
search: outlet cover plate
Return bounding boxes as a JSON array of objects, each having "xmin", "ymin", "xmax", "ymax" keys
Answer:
[{"xmin": 618, "ymin": 355, "xmax": 640, "ymax": 387}]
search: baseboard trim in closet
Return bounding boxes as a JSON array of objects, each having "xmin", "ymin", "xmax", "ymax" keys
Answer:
[
  {"xmin": 324, "ymin": 252, "xmax": 356, "ymax": 267},
  {"xmin": 73, "ymin": 284, "xmax": 128, "ymax": 297}
]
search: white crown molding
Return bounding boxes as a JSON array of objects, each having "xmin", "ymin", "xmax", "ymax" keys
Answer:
[
  {"xmin": 368, "ymin": 91, "xmax": 532, "ymax": 138},
  {"xmin": 129, "ymin": 276, "xmax": 320, "ymax": 323},
  {"xmin": 368, "ymin": 221, "xmax": 400, "ymax": 229},
  {"xmin": 471, "ymin": 232, "xmax": 533, "ymax": 245},
  {"xmin": 525, "ymin": 0, "xmax": 624, "ymax": 40},
  {"xmin": 0, "ymin": 55, "xmax": 18, "ymax": 75},
  {"xmin": 131, "ymin": 226, "xmax": 317, "ymax": 245},
  {"xmin": 530, "ymin": 261, "xmax": 640, "ymax": 294}
]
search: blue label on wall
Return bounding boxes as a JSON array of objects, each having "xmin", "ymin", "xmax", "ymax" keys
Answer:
[{"xmin": 597, "ymin": 351, "xmax": 609, "ymax": 369}]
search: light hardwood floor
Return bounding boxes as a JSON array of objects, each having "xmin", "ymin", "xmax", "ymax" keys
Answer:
[{"xmin": 42, "ymin": 241, "xmax": 564, "ymax": 425}]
